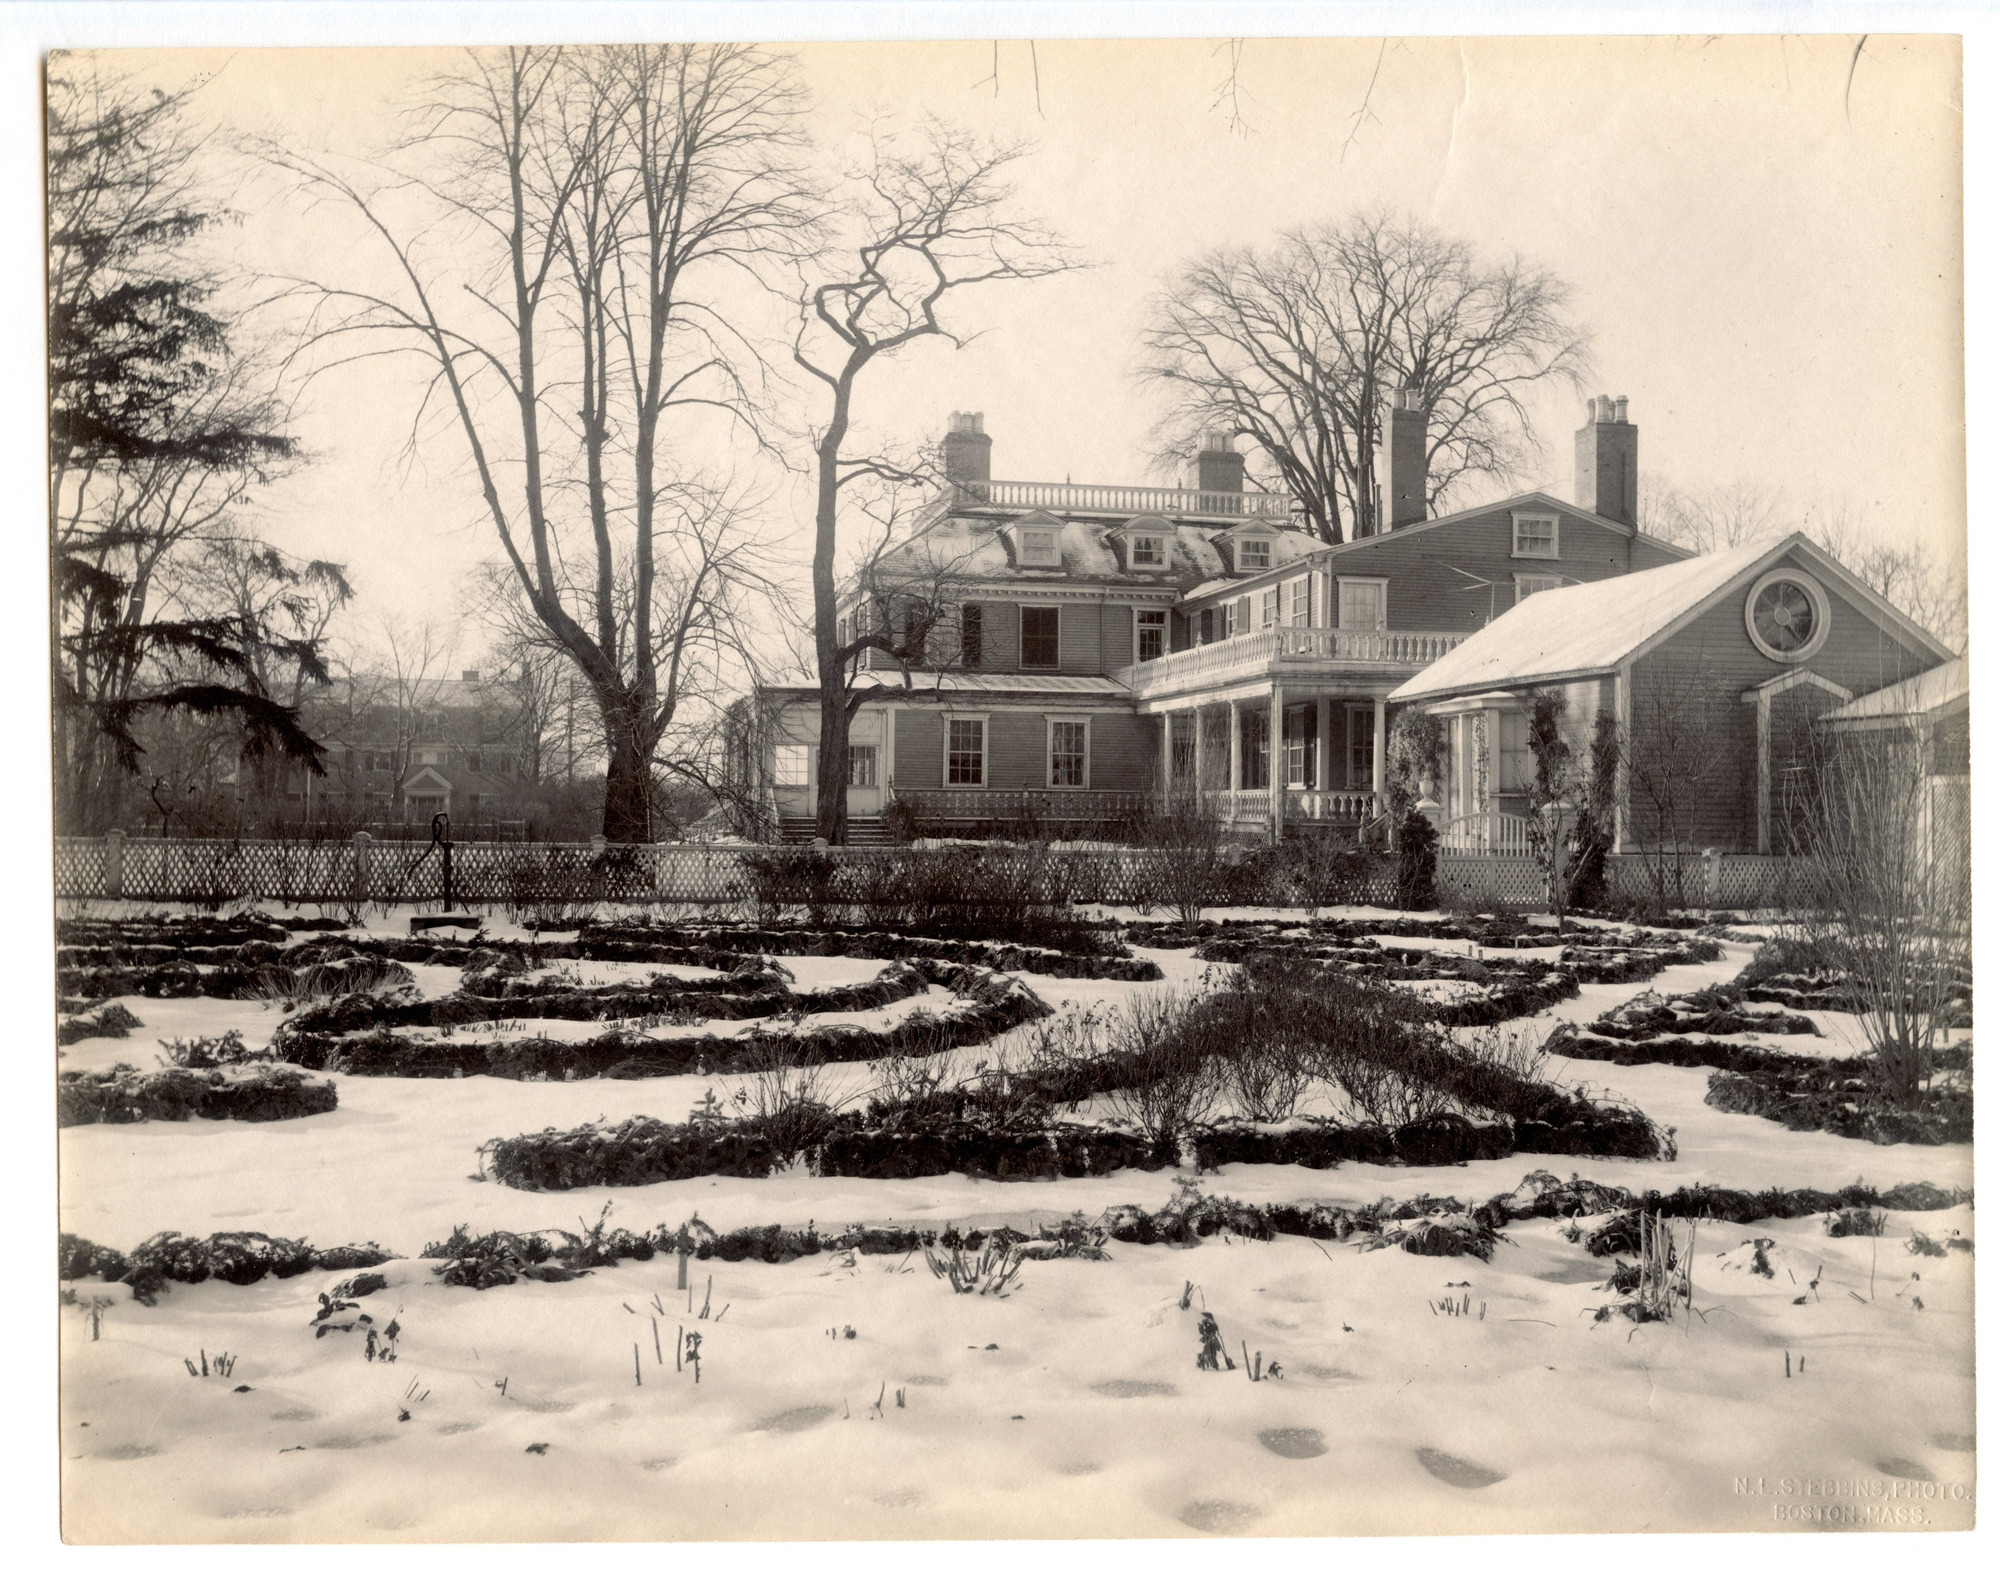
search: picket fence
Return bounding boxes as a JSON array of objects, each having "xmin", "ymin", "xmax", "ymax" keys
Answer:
[{"xmin": 55, "ymin": 831, "xmax": 1806, "ymax": 912}]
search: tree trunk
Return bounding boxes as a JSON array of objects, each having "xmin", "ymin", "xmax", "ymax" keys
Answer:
[
  {"xmin": 598, "ymin": 687, "xmax": 657, "ymax": 843},
  {"xmin": 815, "ymin": 687, "xmax": 849, "ymax": 847}
]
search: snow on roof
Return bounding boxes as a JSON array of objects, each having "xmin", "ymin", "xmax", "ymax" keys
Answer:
[
  {"xmin": 1389, "ymin": 535, "xmax": 1794, "ymax": 703},
  {"xmin": 1822, "ymin": 655, "xmax": 1967, "ymax": 722}
]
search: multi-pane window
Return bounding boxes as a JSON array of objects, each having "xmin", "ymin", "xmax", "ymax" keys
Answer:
[
  {"xmin": 1338, "ymin": 578, "xmax": 1388, "ymax": 632},
  {"xmin": 1235, "ymin": 596, "xmax": 1252, "ymax": 635},
  {"xmin": 1283, "ymin": 704, "xmax": 1310, "ymax": 786},
  {"xmin": 1049, "ymin": 720, "xmax": 1088, "ymax": 787},
  {"xmin": 1129, "ymin": 534, "xmax": 1166, "ymax": 568},
  {"xmin": 1515, "ymin": 574, "xmax": 1563, "ymax": 604},
  {"xmin": 1260, "ymin": 588, "xmax": 1279, "ymax": 631},
  {"xmin": 946, "ymin": 718, "xmax": 985, "ymax": 786},
  {"xmin": 1237, "ymin": 538, "xmax": 1272, "ymax": 570},
  {"xmin": 1512, "ymin": 514, "xmax": 1559, "ymax": 558},
  {"xmin": 1021, "ymin": 605, "xmax": 1060, "ymax": 670},
  {"xmin": 959, "ymin": 604, "xmax": 983, "ymax": 668},
  {"xmin": 1019, "ymin": 527, "xmax": 1061, "ymax": 566},
  {"xmin": 774, "ymin": 745, "xmax": 810, "ymax": 785},
  {"xmin": 1199, "ymin": 608, "xmax": 1215, "ymax": 645},
  {"xmin": 1497, "ymin": 710, "xmax": 1533, "ymax": 794},
  {"xmin": 1135, "ymin": 609, "xmax": 1168, "ymax": 663},
  {"xmin": 1348, "ymin": 707, "xmax": 1377, "ymax": 790},
  {"xmin": 1289, "ymin": 576, "xmax": 1312, "ymax": 628},
  {"xmin": 848, "ymin": 744, "xmax": 877, "ymax": 788}
]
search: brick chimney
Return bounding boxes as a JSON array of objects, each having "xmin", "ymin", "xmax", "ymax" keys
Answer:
[
  {"xmin": 942, "ymin": 410, "xmax": 991, "ymax": 485},
  {"xmin": 1574, "ymin": 393, "xmax": 1637, "ymax": 527},
  {"xmin": 1195, "ymin": 430, "xmax": 1244, "ymax": 496},
  {"xmin": 1371, "ymin": 387, "xmax": 1429, "ymax": 535}
]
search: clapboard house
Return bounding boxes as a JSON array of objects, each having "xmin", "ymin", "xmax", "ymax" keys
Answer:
[{"xmin": 746, "ymin": 393, "xmax": 1781, "ymax": 842}]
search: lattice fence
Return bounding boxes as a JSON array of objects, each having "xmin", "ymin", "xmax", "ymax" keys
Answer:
[{"xmin": 54, "ymin": 834, "xmax": 1807, "ymax": 912}]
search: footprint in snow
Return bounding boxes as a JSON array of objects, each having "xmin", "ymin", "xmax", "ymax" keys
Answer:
[
  {"xmin": 1177, "ymin": 1499, "xmax": 1264, "ymax": 1535},
  {"xmin": 1416, "ymin": 1447, "xmax": 1505, "ymax": 1489},
  {"xmin": 756, "ymin": 1404, "xmax": 838, "ymax": 1434},
  {"xmin": 1090, "ymin": 1379, "xmax": 1176, "ymax": 1398},
  {"xmin": 1259, "ymin": 1427, "xmax": 1328, "ymax": 1460},
  {"xmin": 94, "ymin": 1444, "xmax": 159, "ymax": 1462}
]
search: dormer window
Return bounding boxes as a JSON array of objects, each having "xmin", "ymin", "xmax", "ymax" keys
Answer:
[
  {"xmin": 1129, "ymin": 533, "xmax": 1166, "ymax": 569},
  {"xmin": 1018, "ymin": 526, "xmax": 1061, "ymax": 567},
  {"xmin": 1237, "ymin": 538, "xmax": 1272, "ymax": 570}
]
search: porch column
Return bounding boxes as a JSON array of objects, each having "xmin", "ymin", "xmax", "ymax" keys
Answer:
[
  {"xmin": 1158, "ymin": 712, "xmax": 1172, "ymax": 796},
  {"xmin": 1372, "ymin": 694, "xmax": 1389, "ymax": 819},
  {"xmin": 1193, "ymin": 706, "xmax": 1207, "ymax": 795},
  {"xmin": 1316, "ymin": 695, "xmax": 1334, "ymax": 795},
  {"xmin": 1227, "ymin": 700, "xmax": 1242, "ymax": 793},
  {"xmin": 1269, "ymin": 681, "xmax": 1285, "ymax": 842}
]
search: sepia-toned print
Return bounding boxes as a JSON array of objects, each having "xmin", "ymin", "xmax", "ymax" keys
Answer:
[{"xmin": 51, "ymin": 34, "xmax": 1971, "ymax": 1542}]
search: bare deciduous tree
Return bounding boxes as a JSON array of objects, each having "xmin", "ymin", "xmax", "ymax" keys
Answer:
[
  {"xmin": 793, "ymin": 122, "xmax": 1079, "ymax": 843},
  {"xmin": 270, "ymin": 44, "xmax": 810, "ymax": 841},
  {"xmin": 1139, "ymin": 213, "xmax": 1590, "ymax": 543}
]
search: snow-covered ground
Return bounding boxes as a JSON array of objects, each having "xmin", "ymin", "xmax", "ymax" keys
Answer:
[{"xmin": 56, "ymin": 909, "xmax": 1976, "ymax": 1541}]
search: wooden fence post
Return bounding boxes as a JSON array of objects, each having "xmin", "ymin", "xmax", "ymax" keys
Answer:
[
  {"xmin": 354, "ymin": 831, "xmax": 373, "ymax": 903},
  {"xmin": 104, "ymin": 829, "xmax": 124, "ymax": 898}
]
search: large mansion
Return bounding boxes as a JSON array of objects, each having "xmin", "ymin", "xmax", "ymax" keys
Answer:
[{"xmin": 748, "ymin": 396, "xmax": 1955, "ymax": 854}]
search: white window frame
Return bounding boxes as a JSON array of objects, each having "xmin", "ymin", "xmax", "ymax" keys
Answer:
[
  {"xmin": 1019, "ymin": 604, "xmax": 1062, "ymax": 671},
  {"xmin": 1017, "ymin": 526, "xmax": 1062, "ymax": 567},
  {"xmin": 1133, "ymin": 608, "xmax": 1169, "ymax": 664},
  {"xmin": 1346, "ymin": 704, "xmax": 1378, "ymax": 791},
  {"xmin": 942, "ymin": 714, "xmax": 990, "ymax": 788},
  {"xmin": 1045, "ymin": 716, "xmax": 1090, "ymax": 789},
  {"xmin": 1128, "ymin": 533, "xmax": 1167, "ymax": 569},
  {"xmin": 1337, "ymin": 576, "xmax": 1389, "ymax": 632},
  {"xmin": 1514, "ymin": 573, "xmax": 1564, "ymax": 604},
  {"xmin": 1259, "ymin": 587, "xmax": 1279, "ymax": 631},
  {"xmin": 1288, "ymin": 575, "xmax": 1312, "ymax": 629},
  {"xmin": 773, "ymin": 744, "xmax": 810, "ymax": 786},
  {"xmin": 1511, "ymin": 510, "xmax": 1561, "ymax": 559},
  {"xmin": 847, "ymin": 743, "xmax": 878, "ymax": 788},
  {"xmin": 1742, "ymin": 567, "xmax": 1833, "ymax": 665},
  {"xmin": 1496, "ymin": 708, "xmax": 1533, "ymax": 795},
  {"xmin": 1236, "ymin": 537, "xmax": 1272, "ymax": 571},
  {"xmin": 1283, "ymin": 703, "xmax": 1310, "ymax": 788}
]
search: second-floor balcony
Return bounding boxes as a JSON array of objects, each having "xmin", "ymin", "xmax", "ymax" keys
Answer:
[
  {"xmin": 948, "ymin": 479, "xmax": 1297, "ymax": 521},
  {"xmin": 1125, "ymin": 625, "xmax": 1470, "ymax": 703}
]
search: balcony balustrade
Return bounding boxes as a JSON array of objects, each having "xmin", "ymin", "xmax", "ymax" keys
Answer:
[
  {"xmin": 948, "ymin": 479, "xmax": 1297, "ymax": 520},
  {"xmin": 1126, "ymin": 625, "xmax": 1468, "ymax": 701}
]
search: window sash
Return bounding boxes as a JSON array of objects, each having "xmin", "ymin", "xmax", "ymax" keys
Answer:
[
  {"xmin": 1020, "ymin": 528, "xmax": 1060, "ymax": 565},
  {"xmin": 1259, "ymin": 588, "xmax": 1278, "ymax": 631},
  {"xmin": 1289, "ymin": 577, "xmax": 1311, "ymax": 628},
  {"xmin": 1513, "ymin": 516, "xmax": 1559, "ymax": 557},
  {"xmin": 946, "ymin": 719, "xmax": 985, "ymax": 786},
  {"xmin": 1130, "ymin": 535, "xmax": 1165, "ymax": 567},
  {"xmin": 1020, "ymin": 606, "xmax": 1061, "ymax": 670},
  {"xmin": 1135, "ymin": 609, "xmax": 1168, "ymax": 663},
  {"xmin": 1049, "ymin": 720, "xmax": 1087, "ymax": 788},
  {"xmin": 1347, "ymin": 707, "xmax": 1377, "ymax": 790},
  {"xmin": 1338, "ymin": 580, "xmax": 1387, "ymax": 632},
  {"xmin": 848, "ymin": 745, "xmax": 877, "ymax": 788},
  {"xmin": 1238, "ymin": 539, "xmax": 1271, "ymax": 570},
  {"xmin": 774, "ymin": 745, "xmax": 810, "ymax": 786}
]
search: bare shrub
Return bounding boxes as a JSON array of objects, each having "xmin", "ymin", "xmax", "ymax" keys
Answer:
[
  {"xmin": 1104, "ymin": 988, "xmax": 1224, "ymax": 1150},
  {"xmin": 732, "ymin": 1038, "xmax": 865, "ymax": 1160},
  {"xmin": 1456, "ymin": 1026, "xmax": 1551, "ymax": 1089},
  {"xmin": 1136, "ymin": 793, "xmax": 1229, "ymax": 926},
  {"xmin": 1221, "ymin": 1039, "xmax": 1312, "ymax": 1121}
]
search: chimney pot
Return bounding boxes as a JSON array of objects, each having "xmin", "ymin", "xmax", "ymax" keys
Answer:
[
  {"xmin": 942, "ymin": 410, "xmax": 993, "ymax": 484},
  {"xmin": 1373, "ymin": 392, "xmax": 1429, "ymax": 535},
  {"xmin": 1575, "ymin": 390, "xmax": 1638, "ymax": 527},
  {"xmin": 1196, "ymin": 431, "xmax": 1245, "ymax": 496}
]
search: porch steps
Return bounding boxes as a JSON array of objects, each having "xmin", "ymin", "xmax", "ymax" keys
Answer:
[{"xmin": 777, "ymin": 814, "xmax": 892, "ymax": 848}]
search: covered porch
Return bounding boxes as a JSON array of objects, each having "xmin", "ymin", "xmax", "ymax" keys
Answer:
[{"xmin": 1149, "ymin": 686, "xmax": 1390, "ymax": 839}]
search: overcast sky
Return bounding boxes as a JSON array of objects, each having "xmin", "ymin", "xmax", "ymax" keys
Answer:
[{"xmin": 81, "ymin": 32, "xmax": 1964, "ymax": 652}]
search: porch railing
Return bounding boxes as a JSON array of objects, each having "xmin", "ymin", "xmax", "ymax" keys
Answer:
[
  {"xmin": 1439, "ymin": 810, "xmax": 1533, "ymax": 857},
  {"xmin": 1286, "ymin": 790, "xmax": 1378, "ymax": 823},
  {"xmin": 949, "ymin": 479, "xmax": 1296, "ymax": 520},
  {"xmin": 899, "ymin": 789, "xmax": 1151, "ymax": 818},
  {"xmin": 1127, "ymin": 625, "xmax": 1469, "ymax": 700}
]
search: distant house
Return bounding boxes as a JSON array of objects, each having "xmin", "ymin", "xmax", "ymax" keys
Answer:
[
  {"xmin": 746, "ymin": 393, "xmax": 1696, "ymax": 839},
  {"xmin": 1389, "ymin": 534, "xmax": 1955, "ymax": 856},
  {"xmin": 281, "ymin": 668, "xmax": 541, "ymax": 831}
]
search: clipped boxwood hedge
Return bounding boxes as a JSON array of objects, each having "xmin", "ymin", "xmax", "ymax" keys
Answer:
[{"xmin": 58, "ymin": 1062, "xmax": 338, "ymax": 1127}]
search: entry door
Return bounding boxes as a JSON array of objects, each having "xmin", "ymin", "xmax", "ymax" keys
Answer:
[
  {"xmin": 846, "ymin": 743, "xmax": 883, "ymax": 815},
  {"xmin": 1347, "ymin": 705, "xmax": 1377, "ymax": 790}
]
